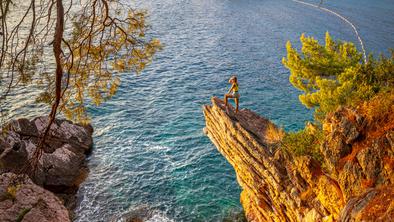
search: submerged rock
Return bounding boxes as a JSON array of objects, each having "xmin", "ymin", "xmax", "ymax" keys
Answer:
[
  {"xmin": 203, "ymin": 97, "xmax": 394, "ymax": 222},
  {"xmin": 112, "ymin": 205, "xmax": 175, "ymax": 222},
  {"xmin": 113, "ymin": 205, "xmax": 153, "ymax": 222}
]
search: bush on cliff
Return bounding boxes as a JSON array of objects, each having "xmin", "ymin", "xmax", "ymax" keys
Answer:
[
  {"xmin": 357, "ymin": 90, "xmax": 394, "ymax": 138},
  {"xmin": 282, "ymin": 32, "xmax": 394, "ymax": 160},
  {"xmin": 282, "ymin": 123, "xmax": 324, "ymax": 162}
]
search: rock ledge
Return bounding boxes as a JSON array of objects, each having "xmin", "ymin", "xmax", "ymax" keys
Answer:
[{"xmin": 203, "ymin": 97, "xmax": 393, "ymax": 222}]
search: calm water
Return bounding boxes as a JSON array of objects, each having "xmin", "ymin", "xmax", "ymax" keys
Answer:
[{"xmin": 5, "ymin": 0, "xmax": 394, "ymax": 221}]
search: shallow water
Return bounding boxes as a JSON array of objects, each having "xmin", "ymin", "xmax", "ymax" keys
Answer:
[{"xmin": 4, "ymin": 0, "xmax": 394, "ymax": 221}]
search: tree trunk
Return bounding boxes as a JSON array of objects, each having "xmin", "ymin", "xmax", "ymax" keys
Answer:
[{"xmin": 51, "ymin": 0, "xmax": 64, "ymax": 119}]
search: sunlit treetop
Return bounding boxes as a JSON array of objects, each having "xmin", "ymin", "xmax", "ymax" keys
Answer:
[{"xmin": 283, "ymin": 32, "xmax": 393, "ymax": 121}]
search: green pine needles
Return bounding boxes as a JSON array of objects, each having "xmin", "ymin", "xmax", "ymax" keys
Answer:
[
  {"xmin": 283, "ymin": 32, "xmax": 393, "ymax": 122},
  {"xmin": 281, "ymin": 32, "xmax": 394, "ymax": 160}
]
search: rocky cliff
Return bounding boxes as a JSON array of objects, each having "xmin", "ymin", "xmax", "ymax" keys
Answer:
[
  {"xmin": 0, "ymin": 116, "xmax": 93, "ymax": 221},
  {"xmin": 203, "ymin": 97, "xmax": 394, "ymax": 222}
]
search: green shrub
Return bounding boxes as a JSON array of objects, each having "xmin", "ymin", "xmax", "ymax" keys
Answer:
[{"xmin": 282, "ymin": 124, "xmax": 324, "ymax": 163}]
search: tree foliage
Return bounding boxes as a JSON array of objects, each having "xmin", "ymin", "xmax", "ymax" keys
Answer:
[
  {"xmin": 0, "ymin": 0, "xmax": 162, "ymax": 124},
  {"xmin": 282, "ymin": 33, "xmax": 393, "ymax": 161},
  {"xmin": 282, "ymin": 32, "xmax": 393, "ymax": 121},
  {"xmin": 0, "ymin": 0, "xmax": 161, "ymax": 172}
]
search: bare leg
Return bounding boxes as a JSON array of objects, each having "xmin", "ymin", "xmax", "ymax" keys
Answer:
[
  {"xmin": 224, "ymin": 93, "xmax": 234, "ymax": 106},
  {"xmin": 235, "ymin": 97, "xmax": 239, "ymax": 113}
]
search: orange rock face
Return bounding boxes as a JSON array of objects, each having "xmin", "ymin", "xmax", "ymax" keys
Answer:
[{"xmin": 203, "ymin": 97, "xmax": 394, "ymax": 222}]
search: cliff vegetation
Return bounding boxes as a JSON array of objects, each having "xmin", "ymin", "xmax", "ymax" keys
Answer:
[{"xmin": 203, "ymin": 34, "xmax": 394, "ymax": 221}]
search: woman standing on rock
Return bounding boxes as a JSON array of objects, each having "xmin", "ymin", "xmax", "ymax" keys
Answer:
[{"xmin": 224, "ymin": 75, "xmax": 240, "ymax": 113}]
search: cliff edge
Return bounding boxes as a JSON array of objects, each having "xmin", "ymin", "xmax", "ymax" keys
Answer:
[{"xmin": 203, "ymin": 97, "xmax": 393, "ymax": 222}]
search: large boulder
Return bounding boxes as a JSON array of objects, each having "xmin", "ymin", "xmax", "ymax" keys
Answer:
[
  {"xmin": 0, "ymin": 116, "xmax": 93, "ymax": 216},
  {"xmin": 0, "ymin": 173, "xmax": 70, "ymax": 222},
  {"xmin": 0, "ymin": 116, "xmax": 93, "ymax": 190}
]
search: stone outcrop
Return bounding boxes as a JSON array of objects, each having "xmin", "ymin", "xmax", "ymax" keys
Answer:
[
  {"xmin": 0, "ymin": 116, "xmax": 93, "ymax": 221},
  {"xmin": 203, "ymin": 97, "xmax": 394, "ymax": 222},
  {"xmin": 0, "ymin": 173, "xmax": 70, "ymax": 222}
]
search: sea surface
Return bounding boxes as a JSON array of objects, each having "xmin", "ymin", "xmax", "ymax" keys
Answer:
[{"xmin": 5, "ymin": 0, "xmax": 394, "ymax": 221}]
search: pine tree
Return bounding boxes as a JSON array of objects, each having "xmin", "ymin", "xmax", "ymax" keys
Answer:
[{"xmin": 282, "ymin": 32, "xmax": 393, "ymax": 121}]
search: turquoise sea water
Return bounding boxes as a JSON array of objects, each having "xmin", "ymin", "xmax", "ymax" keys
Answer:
[{"xmin": 65, "ymin": 0, "xmax": 393, "ymax": 221}]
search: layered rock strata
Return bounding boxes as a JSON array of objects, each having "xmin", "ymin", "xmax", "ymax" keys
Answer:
[{"xmin": 203, "ymin": 97, "xmax": 393, "ymax": 222}]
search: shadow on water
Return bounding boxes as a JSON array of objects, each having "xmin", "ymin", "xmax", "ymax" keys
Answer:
[{"xmin": 222, "ymin": 210, "xmax": 247, "ymax": 222}]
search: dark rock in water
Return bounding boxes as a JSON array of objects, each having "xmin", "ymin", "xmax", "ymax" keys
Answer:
[
  {"xmin": 114, "ymin": 205, "xmax": 153, "ymax": 222},
  {"xmin": 222, "ymin": 209, "xmax": 247, "ymax": 222},
  {"xmin": 112, "ymin": 205, "xmax": 175, "ymax": 222},
  {"xmin": 0, "ymin": 172, "xmax": 70, "ymax": 222},
  {"xmin": 0, "ymin": 116, "xmax": 94, "ymax": 219}
]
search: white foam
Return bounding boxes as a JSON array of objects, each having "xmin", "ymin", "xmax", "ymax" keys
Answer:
[
  {"xmin": 144, "ymin": 143, "xmax": 172, "ymax": 152},
  {"xmin": 146, "ymin": 211, "xmax": 175, "ymax": 222}
]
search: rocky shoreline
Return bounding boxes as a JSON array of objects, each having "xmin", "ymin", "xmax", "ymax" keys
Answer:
[
  {"xmin": 203, "ymin": 97, "xmax": 394, "ymax": 221},
  {"xmin": 0, "ymin": 116, "xmax": 93, "ymax": 221}
]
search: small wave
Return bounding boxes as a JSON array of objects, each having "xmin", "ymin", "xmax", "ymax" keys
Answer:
[
  {"xmin": 113, "ymin": 205, "xmax": 174, "ymax": 222},
  {"xmin": 145, "ymin": 211, "xmax": 175, "ymax": 222},
  {"xmin": 145, "ymin": 144, "xmax": 172, "ymax": 152}
]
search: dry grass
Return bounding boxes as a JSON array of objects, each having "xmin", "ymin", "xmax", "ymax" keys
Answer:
[
  {"xmin": 358, "ymin": 91, "xmax": 394, "ymax": 140},
  {"xmin": 264, "ymin": 122, "xmax": 285, "ymax": 144}
]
